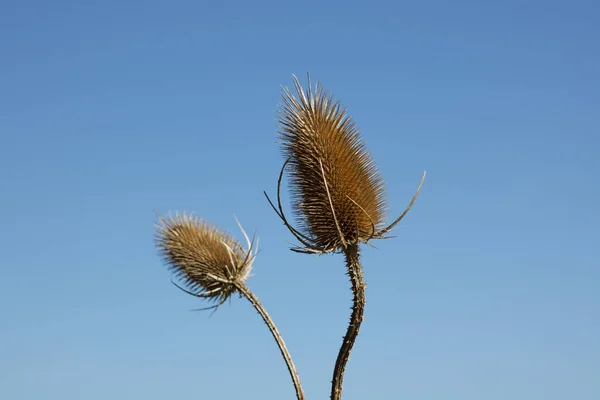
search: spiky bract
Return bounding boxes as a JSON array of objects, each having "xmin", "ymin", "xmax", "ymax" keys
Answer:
[
  {"xmin": 278, "ymin": 75, "xmax": 387, "ymax": 252},
  {"xmin": 155, "ymin": 212, "xmax": 256, "ymax": 308}
]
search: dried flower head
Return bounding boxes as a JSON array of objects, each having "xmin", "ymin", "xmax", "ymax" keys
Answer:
[
  {"xmin": 277, "ymin": 75, "xmax": 386, "ymax": 252},
  {"xmin": 155, "ymin": 212, "xmax": 257, "ymax": 310},
  {"xmin": 266, "ymin": 74, "xmax": 426, "ymax": 254}
]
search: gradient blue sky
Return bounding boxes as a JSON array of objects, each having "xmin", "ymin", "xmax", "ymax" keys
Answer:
[{"xmin": 2, "ymin": 1, "xmax": 599, "ymax": 399}]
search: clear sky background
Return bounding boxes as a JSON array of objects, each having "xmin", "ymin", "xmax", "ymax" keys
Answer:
[{"xmin": 1, "ymin": 1, "xmax": 599, "ymax": 399}]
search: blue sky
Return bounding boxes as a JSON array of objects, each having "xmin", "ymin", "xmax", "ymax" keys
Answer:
[{"xmin": 1, "ymin": 0, "xmax": 599, "ymax": 399}]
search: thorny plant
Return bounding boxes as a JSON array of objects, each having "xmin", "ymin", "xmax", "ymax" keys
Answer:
[
  {"xmin": 156, "ymin": 74, "xmax": 424, "ymax": 400},
  {"xmin": 155, "ymin": 212, "xmax": 305, "ymax": 400},
  {"xmin": 265, "ymin": 74, "xmax": 425, "ymax": 400}
]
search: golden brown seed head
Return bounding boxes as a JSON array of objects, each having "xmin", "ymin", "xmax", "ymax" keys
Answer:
[
  {"xmin": 278, "ymin": 75, "xmax": 387, "ymax": 251},
  {"xmin": 155, "ymin": 212, "xmax": 255, "ymax": 306}
]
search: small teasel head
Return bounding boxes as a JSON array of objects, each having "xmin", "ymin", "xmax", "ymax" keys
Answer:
[
  {"xmin": 155, "ymin": 212, "xmax": 257, "ymax": 310},
  {"xmin": 276, "ymin": 75, "xmax": 387, "ymax": 253}
]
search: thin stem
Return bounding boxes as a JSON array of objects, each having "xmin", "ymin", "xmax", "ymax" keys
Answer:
[
  {"xmin": 331, "ymin": 244, "xmax": 366, "ymax": 400},
  {"xmin": 237, "ymin": 282, "xmax": 305, "ymax": 400}
]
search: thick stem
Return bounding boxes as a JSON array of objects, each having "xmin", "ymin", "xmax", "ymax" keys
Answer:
[
  {"xmin": 331, "ymin": 244, "xmax": 365, "ymax": 400},
  {"xmin": 237, "ymin": 282, "xmax": 305, "ymax": 400}
]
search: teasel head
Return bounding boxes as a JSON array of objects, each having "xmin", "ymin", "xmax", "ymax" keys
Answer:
[
  {"xmin": 265, "ymin": 74, "xmax": 426, "ymax": 255},
  {"xmin": 155, "ymin": 212, "xmax": 306, "ymax": 400},
  {"xmin": 155, "ymin": 212, "xmax": 257, "ymax": 311}
]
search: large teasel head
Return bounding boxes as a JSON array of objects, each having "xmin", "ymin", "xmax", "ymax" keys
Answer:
[
  {"xmin": 266, "ymin": 74, "xmax": 425, "ymax": 254},
  {"xmin": 155, "ymin": 212, "xmax": 257, "ymax": 310}
]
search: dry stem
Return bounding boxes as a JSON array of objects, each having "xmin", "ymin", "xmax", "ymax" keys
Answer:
[
  {"xmin": 237, "ymin": 282, "xmax": 305, "ymax": 400},
  {"xmin": 331, "ymin": 244, "xmax": 365, "ymax": 400}
]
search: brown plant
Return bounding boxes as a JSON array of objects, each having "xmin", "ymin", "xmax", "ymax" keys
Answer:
[
  {"xmin": 266, "ymin": 74, "xmax": 425, "ymax": 400},
  {"xmin": 155, "ymin": 212, "xmax": 304, "ymax": 400}
]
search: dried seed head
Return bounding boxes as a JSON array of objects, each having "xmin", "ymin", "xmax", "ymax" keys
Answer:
[
  {"xmin": 278, "ymin": 75, "xmax": 387, "ymax": 252},
  {"xmin": 155, "ymin": 212, "xmax": 256, "ymax": 308}
]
